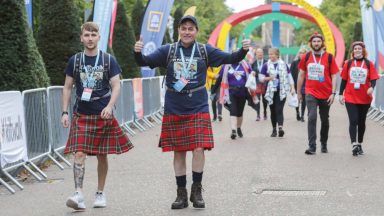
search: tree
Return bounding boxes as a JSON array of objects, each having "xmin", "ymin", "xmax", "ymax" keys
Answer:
[
  {"xmin": 0, "ymin": 0, "xmax": 49, "ymax": 91},
  {"xmin": 37, "ymin": 0, "xmax": 82, "ymax": 85},
  {"xmin": 131, "ymin": 0, "xmax": 145, "ymax": 40},
  {"xmin": 173, "ymin": 5, "xmax": 184, "ymax": 42},
  {"xmin": 113, "ymin": 0, "xmax": 140, "ymax": 78}
]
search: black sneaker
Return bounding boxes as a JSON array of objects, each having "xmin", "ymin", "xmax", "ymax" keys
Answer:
[
  {"xmin": 352, "ymin": 144, "xmax": 359, "ymax": 156},
  {"xmin": 212, "ymin": 118, "xmax": 217, "ymax": 122},
  {"xmin": 358, "ymin": 144, "xmax": 364, "ymax": 155},
  {"xmin": 296, "ymin": 113, "xmax": 301, "ymax": 121},
  {"xmin": 305, "ymin": 148, "xmax": 316, "ymax": 155},
  {"xmin": 237, "ymin": 128, "xmax": 243, "ymax": 138},
  {"xmin": 270, "ymin": 129, "xmax": 277, "ymax": 137},
  {"xmin": 230, "ymin": 130, "xmax": 237, "ymax": 139},
  {"xmin": 321, "ymin": 144, "xmax": 328, "ymax": 153},
  {"xmin": 300, "ymin": 116, "xmax": 305, "ymax": 122},
  {"xmin": 218, "ymin": 115, "xmax": 223, "ymax": 121},
  {"xmin": 278, "ymin": 129, "xmax": 284, "ymax": 137}
]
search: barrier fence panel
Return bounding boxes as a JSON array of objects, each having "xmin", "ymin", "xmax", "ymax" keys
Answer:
[
  {"xmin": 121, "ymin": 79, "xmax": 137, "ymax": 134},
  {"xmin": 141, "ymin": 78, "xmax": 154, "ymax": 127},
  {"xmin": 132, "ymin": 78, "xmax": 147, "ymax": 131},
  {"xmin": 153, "ymin": 77, "xmax": 163, "ymax": 119},
  {"xmin": 47, "ymin": 86, "xmax": 71, "ymax": 167},
  {"xmin": 371, "ymin": 77, "xmax": 384, "ymax": 123},
  {"xmin": 114, "ymin": 81, "xmax": 124, "ymax": 125},
  {"xmin": 22, "ymin": 88, "xmax": 63, "ymax": 178},
  {"xmin": 149, "ymin": 78, "xmax": 162, "ymax": 124}
]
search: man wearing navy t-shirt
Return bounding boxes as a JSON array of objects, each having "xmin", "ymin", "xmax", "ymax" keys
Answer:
[{"xmin": 134, "ymin": 15, "xmax": 250, "ymax": 209}]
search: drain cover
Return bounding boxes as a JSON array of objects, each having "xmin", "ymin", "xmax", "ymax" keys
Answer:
[{"xmin": 257, "ymin": 189, "xmax": 326, "ymax": 196}]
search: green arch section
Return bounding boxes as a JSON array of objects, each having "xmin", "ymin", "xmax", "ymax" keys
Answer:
[{"xmin": 237, "ymin": 12, "xmax": 302, "ymax": 51}]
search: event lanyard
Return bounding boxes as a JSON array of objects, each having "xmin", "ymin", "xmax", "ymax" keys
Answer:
[
  {"xmin": 82, "ymin": 50, "xmax": 100, "ymax": 88},
  {"xmin": 257, "ymin": 60, "xmax": 262, "ymax": 71},
  {"xmin": 312, "ymin": 51, "xmax": 323, "ymax": 65},
  {"xmin": 231, "ymin": 64, "xmax": 241, "ymax": 71},
  {"xmin": 353, "ymin": 59, "xmax": 365, "ymax": 70},
  {"xmin": 180, "ymin": 44, "xmax": 196, "ymax": 74}
]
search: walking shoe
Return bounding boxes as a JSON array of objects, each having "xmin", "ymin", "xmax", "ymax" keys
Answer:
[
  {"xmin": 270, "ymin": 129, "xmax": 277, "ymax": 137},
  {"xmin": 190, "ymin": 183, "xmax": 205, "ymax": 208},
  {"xmin": 321, "ymin": 143, "xmax": 328, "ymax": 153},
  {"xmin": 93, "ymin": 191, "xmax": 107, "ymax": 208},
  {"xmin": 66, "ymin": 191, "xmax": 86, "ymax": 211},
  {"xmin": 230, "ymin": 130, "xmax": 237, "ymax": 139},
  {"xmin": 171, "ymin": 187, "xmax": 188, "ymax": 209},
  {"xmin": 352, "ymin": 143, "xmax": 359, "ymax": 156},
  {"xmin": 278, "ymin": 129, "xmax": 284, "ymax": 137},
  {"xmin": 300, "ymin": 116, "xmax": 305, "ymax": 122},
  {"xmin": 305, "ymin": 148, "xmax": 316, "ymax": 155},
  {"xmin": 263, "ymin": 114, "xmax": 267, "ymax": 120},
  {"xmin": 218, "ymin": 115, "xmax": 223, "ymax": 121},
  {"xmin": 296, "ymin": 113, "xmax": 301, "ymax": 121},
  {"xmin": 237, "ymin": 128, "xmax": 243, "ymax": 138},
  {"xmin": 358, "ymin": 144, "xmax": 364, "ymax": 155},
  {"xmin": 212, "ymin": 118, "xmax": 217, "ymax": 122},
  {"xmin": 256, "ymin": 116, "xmax": 260, "ymax": 121}
]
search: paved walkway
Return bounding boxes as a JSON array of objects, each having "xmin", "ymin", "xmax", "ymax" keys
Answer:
[{"xmin": 1, "ymin": 102, "xmax": 384, "ymax": 216}]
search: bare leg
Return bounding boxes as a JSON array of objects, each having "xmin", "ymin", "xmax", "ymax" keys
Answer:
[
  {"xmin": 192, "ymin": 148, "xmax": 205, "ymax": 172},
  {"xmin": 174, "ymin": 151, "xmax": 187, "ymax": 176},
  {"xmin": 230, "ymin": 116, "xmax": 237, "ymax": 130},
  {"xmin": 97, "ymin": 154, "xmax": 108, "ymax": 192},
  {"xmin": 73, "ymin": 152, "xmax": 86, "ymax": 192}
]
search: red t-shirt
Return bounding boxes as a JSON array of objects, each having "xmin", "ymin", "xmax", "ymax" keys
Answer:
[
  {"xmin": 298, "ymin": 52, "xmax": 339, "ymax": 99},
  {"xmin": 341, "ymin": 59, "xmax": 379, "ymax": 104}
]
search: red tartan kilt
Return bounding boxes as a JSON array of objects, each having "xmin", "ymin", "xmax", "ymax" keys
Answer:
[
  {"xmin": 159, "ymin": 113, "xmax": 214, "ymax": 152},
  {"xmin": 64, "ymin": 114, "xmax": 133, "ymax": 155}
]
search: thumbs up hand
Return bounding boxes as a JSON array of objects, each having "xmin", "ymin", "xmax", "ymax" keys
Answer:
[
  {"xmin": 242, "ymin": 33, "xmax": 251, "ymax": 51},
  {"xmin": 134, "ymin": 35, "xmax": 144, "ymax": 52}
]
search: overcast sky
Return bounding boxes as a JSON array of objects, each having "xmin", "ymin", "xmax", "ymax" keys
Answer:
[{"xmin": 225, "ymin": 0, "xmax": 323, "ymax": 12}]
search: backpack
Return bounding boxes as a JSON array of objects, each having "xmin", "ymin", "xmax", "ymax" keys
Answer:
[
  {"xmin": 345, "ymin": 58, "xmax": 370, "ymax": 72},
  {"xmin": 73, "ymin": 51, "xmax": 111, "ymax": 82},
  {"xmin": 304, "ymin": 51, "xmax": 333, "ymax": 77},
  {"xmin": 166, "ymin": 42, "xmax": 208, "ymax": 67}
]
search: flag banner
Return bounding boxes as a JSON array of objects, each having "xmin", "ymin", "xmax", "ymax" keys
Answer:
[
  {"xmin": 108, "ymin": 0, "xmax": 118, "ymax": 48},
  {"xmin": 25, "ymin": 0, "xmax": 32, "ymax": 28},
  {"xmin": 93, "ymin": 0, "xmax": 114, "ymax": 52}
]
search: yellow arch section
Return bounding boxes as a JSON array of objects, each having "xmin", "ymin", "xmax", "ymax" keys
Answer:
[
  {"xmin": 217, "ymin": 21, "xmax": 232, "ymax": 51},
  {"xmin": 273, "ymin": 0, "xmax": 335, "ymax": 55}
]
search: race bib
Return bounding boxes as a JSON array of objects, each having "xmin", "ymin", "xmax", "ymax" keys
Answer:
[
  {"xmin": 81, "ymin": 88, "xmax": 93, "ymax": 102},
  {"xmin": 307, "ymin": 63, "xmax": 325, "ymax": 81},
  {"xmin": 350, "ymin": 67, "xmax": 367, "ymax": 84},
  {"xmin": 173, "ymin": 77, "xmax": 189, "ymax": 92}
]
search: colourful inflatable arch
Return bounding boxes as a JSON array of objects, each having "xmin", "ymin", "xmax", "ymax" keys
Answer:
[
  {"xmin": 208, "ymin": 4, "xmax": 345, "ymax": 66},
  {"xmin": 237, "ymin": 12, "xmax": 302, "ymax": 47}
]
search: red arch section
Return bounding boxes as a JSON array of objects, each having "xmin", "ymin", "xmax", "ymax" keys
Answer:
[{"xmin": 208, "ymin": 4, "xmax": 345, "ymax": 66}]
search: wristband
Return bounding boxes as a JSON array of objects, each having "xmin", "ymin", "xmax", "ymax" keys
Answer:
[{"xmin": 62, "ymin": 111, "xmax": 69, "ymax": 116}]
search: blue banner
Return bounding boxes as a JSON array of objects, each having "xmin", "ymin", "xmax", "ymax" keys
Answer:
[
  {"xmin": 140, "ymin": 0, "xmax": 175, "ymax": 77},
  {"xmin": 93, "ymin": 0, "xmax": 114, "ymax": 52},
  {"xmin": 25, "ymin": 0, "xmax": 32, "ymax": 28}
]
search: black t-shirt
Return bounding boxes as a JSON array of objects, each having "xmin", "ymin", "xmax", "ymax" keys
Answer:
[{"xmin": 65, "ymin": 51, "xmax": 121, "ymax": 115}]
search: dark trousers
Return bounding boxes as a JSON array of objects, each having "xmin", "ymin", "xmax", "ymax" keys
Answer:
[
  {"xmin": 306, "ymin": 94, "xmax": 330, "ymax": 149},
  {"xmin": 345, "ymin": 102, "xmax": 370, "ymax": 143},
  {"xmin": 211, "ymin": 95, "xmax": 222, "ymax": 119},
  {"xmin": 296, "ymin": 93, "xmax": 306, "ymax": 117},
  {"xmin": 255, "ymin": 93, "xmax": 268, "ymax": 117},
  {"xmin": 269, "ymin": 92, "xmax": 286, "ymax": 128}
]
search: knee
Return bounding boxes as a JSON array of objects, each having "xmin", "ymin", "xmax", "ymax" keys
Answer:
[
  {"xmin": 193, "ymin": 148, "xmax": 204, "ymax": 155},
  {"xmin": 97, "ymin": 154, "xmax": 108, "ymax": 163},
  {"xmin": 74, "ymin": 152, "xmax": 86, "ymax": 163}
]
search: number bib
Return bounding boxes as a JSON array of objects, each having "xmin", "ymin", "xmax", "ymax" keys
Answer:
[
  {"xmin": 350, "ymin": 67, "xmax": 367, "ymax": 84},
  {"xmin": 307, "ymin": 63, "xmax": 325, "ymax": 82}
]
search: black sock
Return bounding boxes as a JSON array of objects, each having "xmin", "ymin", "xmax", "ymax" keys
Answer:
[
  {"xmin": 192, "ymin": 171, "xmax": 203, "ymax": 183},
  {"xmin": 176, "ymin": 175, "xmax": 187, "ymax": 188},
  {"xmin": 232, "ymin": 129, "xmax": 236, "ymax": 134}
]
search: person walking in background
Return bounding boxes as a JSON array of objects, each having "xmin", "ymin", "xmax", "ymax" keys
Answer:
[
  {"xmin": 207, "ymin": 66, "xmax": 223, "ymax": 122},
  {"xmin": 297, "ymin": 32, "xmax": 339, "ymax": 155},
  {"xmin": 259, "ymin": 48, "xmax": 295, "ymax": 138},
  {"xmin": 251, "ymin": 48, "xmax": 268, "ymax": 121},
  {"xmin": 290, "ymin": 48, "xmax": 308, "ymax": 122},
  {"xmin": 61, "ymin": 22, "xmax": 133, "ymax": 211},
  {"xmin": 339, "ymin": 41, "xmax": 379, "ymax": 156},
  {"xmin": 134, "ymin": 15, "xmax": 250, "ymax": 209}
]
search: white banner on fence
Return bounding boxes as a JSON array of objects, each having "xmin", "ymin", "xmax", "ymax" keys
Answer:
[{"xmin": 0, "ymin": 91, "xmax": 28, "ymax": 168}]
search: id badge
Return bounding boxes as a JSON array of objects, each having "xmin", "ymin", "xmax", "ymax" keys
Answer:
[
  {"xmin": 81, "ymin": 88, "xmax": 93, "ymax": 101},
  {"xmin": 173, "ymin": 77, "xmax": 189, "ymax": 92},
  {"xmin": 354, "ymin": 82, "xmax": 360, "ymax": 90},
  {"xmin": 318, "ymin": 74, "xmax": 325, "ymax": 83}
]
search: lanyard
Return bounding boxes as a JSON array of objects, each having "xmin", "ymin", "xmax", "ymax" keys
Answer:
[
  {"xmin": 180, "ymin": 44, "xmax": 196, "ymax": 74},
  {"xmin": 231, "ymin": 64, "xmax": 241, "ymax": 71},
  {"xmin": 353, "ymin": 59, "xmax": 365, "ymax": 70},
  {"xmin": 82, "ymin": 50, "xmax": 100, "ymax": 74},
  {"xmin": 257, "ymin": 60, "xmax": 263, "ymax": 71},
  {"xmin": 82, "ymin": 50, "xmax": 100, "ymax": 88},
  {"xmin": 312, "ymin": 51, "xmax": 323, "ymax": 65}
]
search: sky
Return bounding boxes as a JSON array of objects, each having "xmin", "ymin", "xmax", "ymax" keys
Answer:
[{"xmin": 225, "ymin": 0, "xmax": 323, "ymax": 13}]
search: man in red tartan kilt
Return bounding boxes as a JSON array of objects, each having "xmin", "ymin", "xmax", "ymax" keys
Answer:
[
  {"xmin": 134, "ymin": 16, "xmax": 251, "ymax": 209},
  {"xmin": 61, "ymin": 22, "xmax": 133, "ymax": 211}
]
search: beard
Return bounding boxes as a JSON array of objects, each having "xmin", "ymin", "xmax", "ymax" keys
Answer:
[{"xmin": 311, "ymin": 45, "xmax": 323, "ymax": 52}]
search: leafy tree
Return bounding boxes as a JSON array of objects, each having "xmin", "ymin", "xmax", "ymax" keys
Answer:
[
  {"xmin": 32, "ymin": 0, "xmax": 41, "ymax": 37},
  {"xmin": 37, "ymin": 0, "xmax": 82, "ymax": 85},
  {"xmin": 113, "ymin": 0, "xmax": 140, "ymax": 78},
  {"xmin": 173, "ymin": 5, "xmax": 184, "ymax": 42},
  {"xmin": 0, "ymin": 0, "xmax": 49, "ymax": 91},
  {"xmin": 131, "ymin": 0, "xmax": 145, "ymax": 40}
]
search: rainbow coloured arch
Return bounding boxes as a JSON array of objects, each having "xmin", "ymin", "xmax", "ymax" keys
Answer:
[{"xmin": 208, "ymin": 4, "xmax": 345, "ymax": 66}]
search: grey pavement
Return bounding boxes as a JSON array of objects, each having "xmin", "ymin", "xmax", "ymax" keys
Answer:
[{"xmin": 1, "ymin": 102, "xmax": 384, "ymax": 216}]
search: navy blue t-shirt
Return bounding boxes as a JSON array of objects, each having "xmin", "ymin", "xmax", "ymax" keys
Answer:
[
  {"xmin": 134, "ymin": 42, "xmax": 247, "ymax": 115},
  {"xmin": 65, "ymin": 51, "xmax": 121, "ymax": 115}
]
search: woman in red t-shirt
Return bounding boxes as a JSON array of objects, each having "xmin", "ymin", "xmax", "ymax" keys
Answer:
[{"xmin": 339, "ymin": 41, "xmax": 380, "ymax": 156}]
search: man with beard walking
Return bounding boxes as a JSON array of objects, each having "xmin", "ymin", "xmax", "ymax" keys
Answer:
[{"xmin": 297, "ymin": 33, "xmax": 339, "ymax": 155}]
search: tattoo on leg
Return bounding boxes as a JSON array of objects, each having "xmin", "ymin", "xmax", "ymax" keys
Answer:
[{"xmin": 73, "ymin": 162, "xmax": 85, "ymax": 189}]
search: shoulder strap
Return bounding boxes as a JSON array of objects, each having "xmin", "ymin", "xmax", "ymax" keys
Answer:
[
  {"xmin": 73, "ymin": 52, "xmax": 82, "ymax": 83},
  {"xmin": 364, "ymin": 58, "xmax": 370, "ymax": 71},
  {"xmin": 346, "ymin": 59, "xmax": 353, "ymax": 72},
  {"xmin": 166, "ymin": 42, "xmax": 177, "ymax": 66},
  {"xmin": 102, "ymin": 51, "xmax": 111, "ymax": 80},
  {"xmin": 197, "ymin": 42, "xmax": 209, "ymax": 66},
  {"xmin": 305, "ymin": 52, "xmax": 311, "ymax": 64}
]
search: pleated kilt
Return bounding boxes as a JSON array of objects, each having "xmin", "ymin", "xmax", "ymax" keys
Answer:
[
  {"xmin": 64, "ymin": 114, "xmax": 133, "ymax": 155},
  {"xmin": 159, "ymin": 112, "xmax": 214, "ymax": 152}
]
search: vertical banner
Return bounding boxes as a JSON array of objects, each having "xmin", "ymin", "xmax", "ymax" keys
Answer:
[
  {"xmin": 372, "ymin": 0, "xmax": 384, "ymax": 73},
  {"xmin": 108, "ymin": 0, "xmax": 118, "ymax": 48},
  {"xmin": 132, "ymin": 78, "xmax": 144, "ymax": 119},
  {"xmin": 24, "ymin": 0, "xmax": 32, "ymax": 28},
  {"xmin": 93, "ymin": 0, "xmax": 114, "ymax": 52},
  {"xmin": 140, "ymin": 0, "xmax": 175, "ymax": 77},
  {"xmin": 0, "ymin": 92, "xmax": 28, "ymax": 168}
]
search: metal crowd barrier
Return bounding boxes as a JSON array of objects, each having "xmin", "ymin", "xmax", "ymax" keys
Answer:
[
  {"xmin": 120, "ymin": 79, "xmax": 138, "ymax": 134},
  {"xmin": 141, "ymin": 78, "xmax": 155, "ymax": 128},
  {"xmin": 368, "ymin": 76, "xmax": 384, "ymax": 126}
]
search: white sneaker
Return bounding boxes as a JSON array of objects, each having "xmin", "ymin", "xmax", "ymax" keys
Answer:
[
  {"xmin": 93, "ymin": 192, "xmax": 107, "ymax": 208},
  {"xmin": 66, "ymin": 191, "xmax": 86, "ymax": 211}
]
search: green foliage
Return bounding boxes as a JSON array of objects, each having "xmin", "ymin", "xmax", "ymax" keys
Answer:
[
  {"xmin": 32, "ymin": 0, "xmax": 41, "ymax": 37},
  {"xmin": 0, "ymin": 0, "xmax": 49, "ymax": 91},
  {"xmin": 113, "ymin": 0, "xmax": 140, "ymax": 78},
  {"xmin": 37, "ymin": 0, "xmax": 82, "ymax": 85},
  {"xmin": 173, "ymin": 5, "xmax": 184, "ymax": 42},
  {"xmin": 131, "ymin": 0, "xmax": 145, "ymax": 40}
]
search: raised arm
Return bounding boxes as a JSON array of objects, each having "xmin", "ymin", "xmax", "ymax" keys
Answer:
[
  {"xmin": 207, "ymin": 37, "xmax": 251, "ymax": 67},
  {"xmin": 134, "ymin": 35, "xmax": 168, "ymax": 68}
]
